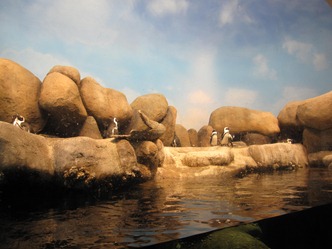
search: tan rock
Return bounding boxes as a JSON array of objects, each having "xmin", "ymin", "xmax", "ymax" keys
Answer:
[
  {"xmin": 80, "ymin": 77, "xmax": 132, "ymax": 130},
  {"xmin": 130, "ymin": 93, "xmax": 168, "ymax": 122},
  {"xmin": 188, "ymin": 128, "xmax": 199, "ymax": 147},
  {"xmin": 175, "ymin": 124, "xmax": 191, "ymax": 147},
  {"xmin": 303, "ymin": 127, "xmax": 332, "ymax": 153},
  {"xmin": 297, "ymin": 91, "xmax": 332, "ymax": 131},
  {"xmin": 159, "ymin": 106, "xmax": 177, "ymax": 146},
  {"xmin": 0, "ymin": 58, "xmax": 46, "ymax": 132},
  {"xmin": 48, "ymin": 65, "xmax": 81, "ymax": 86},
  {"xmin": 79, "ymin": 116, "xmax": 102, "ymax": 139},
  {"xmin": 242, "ymin": 133, "xmax": 272, "ymax": 145},
  {"xmin": 308, "ymin": 151, "xmax": 332, "ymax": 167},
  {"xmin": 209, "ymin": 106, "xmax": 280, "ymax": 136},
  {"xmin": 248, "ymin": 143, "xmax": 308, "ymax": 168},
  {"xmin": 197, "ymin": 125, "xmax": 214, "ymax": 147},
  {"xmin": 39, "ymin": 72, "xmax": 87, "ymax": 137}
]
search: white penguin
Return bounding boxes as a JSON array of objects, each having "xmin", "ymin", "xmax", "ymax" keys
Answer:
[
  {"xmin": 220, "ymin": 127, "xmax": 233, "ymax": 147},
  {"xmin": 210, "ymin": 130, "xmax": 218, "ymax": 146}
]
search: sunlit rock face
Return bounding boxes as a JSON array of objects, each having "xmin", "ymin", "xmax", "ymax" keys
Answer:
[
  {"xmin": 0, "ymin": 58, "xmax": 47, "ymax": 133},
  {"xmin": 48, "ymin": 65, "xmax": 81, "ymax": 86},
  {"xmin": 174, "ymin": 124, "xmax": 191, "ymax": 147},
  {"xmin": 0, "ymin": 121, "xmax": 154, "ymax": 191},
  {"xmin": 80, "ymin": 76, "xmax": 133, "ymax": 134},
  {"xmin": 39, "ymin": 72, "xmax": 88, "ymax": 137},
  {"xmin": 209, "ymin": 106, "xmax": 280, "ymax": 138},
  {"xmin": 159, "ymin": 106, "xmax": 177, "ymax": 146}
]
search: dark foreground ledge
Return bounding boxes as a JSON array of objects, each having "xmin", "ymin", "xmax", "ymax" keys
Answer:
[{"xmin": 141, "ymin": 202, "xmax": 332, "ymax": 249}]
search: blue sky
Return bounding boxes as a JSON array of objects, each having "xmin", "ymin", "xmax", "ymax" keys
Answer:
[{"xmin": 1, "ymin": 0, "xmax": 331, "ymax": 130}]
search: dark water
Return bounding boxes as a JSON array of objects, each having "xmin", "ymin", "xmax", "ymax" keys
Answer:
[{"xmin": 1, "ymin": 167, "xmax": 332, "ymax": 249}]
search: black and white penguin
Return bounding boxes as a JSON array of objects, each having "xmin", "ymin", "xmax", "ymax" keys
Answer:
[
  {"xmin": 210, "ymin": 129, "xmax": 218, "ymax": 146},
  {"xmin": 220, "ymin": 127, "xmax": 233, "ymax": 147},
  {"xmin": 12, "ymin": 114, "xmax": 31, "ymax": 133}
]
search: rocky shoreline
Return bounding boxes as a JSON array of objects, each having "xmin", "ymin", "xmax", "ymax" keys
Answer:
[{"xmin": 0, "ymin": 58, "xmax": 332, "ymax": 193}]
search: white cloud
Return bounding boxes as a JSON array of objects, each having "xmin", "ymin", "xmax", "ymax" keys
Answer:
[
  {"xmin": 282, "ymin": 37, "xmax": 328, "ymax": 71},
  {"xmin": 223, "ymin": 88, "xmax": 258, "ymax": 107},
  {"xmin": 253, "ymin": 54, "xmax": 277, "ymax": 80},
  {"xmin": 187, "ymin": 90, "xmax": 212, "ymax": 104},
  {"xmin": 219, "ymin": 0, "xmax": 253, "ymax": 27},
  {"xmin": 147, "ymin": 0, "xmax": 189, "ymax": 16},
  {"xmin": 313, "ymin": 53, "xmax": 328, "ymax": 71}
]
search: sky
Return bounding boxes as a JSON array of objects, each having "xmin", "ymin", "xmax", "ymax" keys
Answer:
[{"xmin": 1, "ymin": 0, "xmax": 331, "ymax": 130}]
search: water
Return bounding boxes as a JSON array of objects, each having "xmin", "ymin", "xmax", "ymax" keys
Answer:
[{"xmin": 1, "ymin": 167, "xmax": 332, "ymax": 249}]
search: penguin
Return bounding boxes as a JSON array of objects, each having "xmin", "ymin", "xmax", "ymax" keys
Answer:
[
  {"xmin": 210, "ymin": 129, "xmax": 218, "ymax": 146},
  {"xmin": 111, "ymin": 117, "xmax": 119, "ymax": 136},
  {"xmin": 220, "ymin": 127, "xmax": 233, "ymax": 147},
  {"xmin": 12, "ymin": 114, "xmax": 31, "ymax": 133}
]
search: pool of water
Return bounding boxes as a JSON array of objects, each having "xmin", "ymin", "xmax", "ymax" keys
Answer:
[{"xmin": 1, "ymin": 167, "xmax": 332, "ymax": 249}]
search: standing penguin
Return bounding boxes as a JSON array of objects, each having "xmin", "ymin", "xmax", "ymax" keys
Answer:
[
  {"xmin": 220, "ymin": 127, "xmax": 233, "ymax": 147},
  {"xmin": 210, "ymin": 129, "xmax": 218, "ymax": 146}
]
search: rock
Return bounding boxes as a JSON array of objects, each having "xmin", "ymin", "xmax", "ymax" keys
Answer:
[
  {"xmin": 80, "ymin": 77, "xmax": 133, "ymax": 132},
  {"xmin": 209, "ymin": 106, "xmax": 280, "ymax": 137},
  {"xmin": 39, "ymin": 72, "xmax": 88, "ymax": 137},
  {"xmin": 248, "ymin": 143, "xmax": 308, "ymax": 169},
  {"xmin": 130, "ymin": 93, "xmax": 168, "ymax": 122},
  {"xmin": 308, "ymin": 151, "xmax": 332, "ymax": 167},
  {"xmin": 0, "ymin": 58, "xmax": 46, "ymax": 133},
  {"xmin": 48, "ymin": 65, "xmax": 81, "ymax": 86},
  {"xmin": 181, "ymin": 147, "xmax": 233, "ymax": 167},
  {"xmin": 200, "ymin": 224, "xmax": 269, "ymax": 249},
  {"xmin": 297, "ymin": 91, "xmax": 332, "ymax": 131},
  {"xmin": 134, "ymin": 139, "xmax": 165, "ymax": 176},
  {"xmin": 242, "ymin": 133, "xmax": 272, "ymax": 145},
  {"xmin": 159, "ymin": 106, "xmax": 177, "ymax": 146},
  {"xmin": 188, "ymin": 128, "xmax": 199, "ymax": 147},
  {"xmin": 0, "ymin": 122, "xmax": 54, "ymax": 188},
  {"xmin": 79, "ymin": 116, "xmax": 103, "ymax": 139},
  {"xmin": 174, "ymin": 124, "xmax": 191, "ymax": 147},
  {"xmin": 197, "ymin": 125, "xmax": 214, "ymax": 147},
  {"xmin": 126, "ymin": 110, "xmax": 166, "ymax": 141},
  {"xmin": 303, "ymin": 127, "xmax": 332, "ymax": 153}
]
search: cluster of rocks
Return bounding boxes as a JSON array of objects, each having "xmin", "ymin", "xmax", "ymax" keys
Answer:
[{"xmin": 0, "ymin": 58, "xmax": 331, "ymax": 191}]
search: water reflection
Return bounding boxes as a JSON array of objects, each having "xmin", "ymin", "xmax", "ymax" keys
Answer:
[{"xmin": 1, "ymin": 167, "xmax": 332, "ymax": 248}]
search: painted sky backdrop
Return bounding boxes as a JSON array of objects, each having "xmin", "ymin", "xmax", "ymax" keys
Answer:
[{"xmin": 1, "ymin": 0, "xmax": 331, "ymax": 130}]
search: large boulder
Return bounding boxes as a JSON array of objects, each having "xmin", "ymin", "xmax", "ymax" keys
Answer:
[
  {"xmin": 130, "ymin": 93, "xmax": 168, "ymax": 122},
  {"xmin": 174, "ymin": 124, "xmax": 191, "ymax": 147},
  {"xmin": 0, "ymin": 58, "xmax": 46, "ymax": 132},
  {"xmin": 79, "ymin": 116, "xmax": 103, "ymax": 139},
  {"xmin": 242, "ymin": 133, "xmax": 272, "ymax": 145},
  {"xmin": 303, "ymin": 127, "xmax": 332, "ymax": 153},
  {"xmin": 80, "ymin": 77, "xmax": 133, "ymax": 132},
  {"xmin": 48, "ymin": 65, "xmax": 81, "ymax": 86},
  {"xmin": 209, "ymin": 106, "xmax": 280, "ymax": 137},
  {"xmin": 297, "ymin": 91, "xmax": 332, "ymax": 131},
  {"xmin": 248, "ymin": 143, "xmax": 308, "ymax": 169},
  {"xmin": 188, "ymin": 128, "xmax": 199, "ymax": 147},
  {"xmin": 39, "ymin": 72, "xmax": 88, "ymax": 137},
  {"xmin": 159, "ymin": 106, "xmax": 177, "ymax": 146},
  {"xmin": 0, "ymin": 122, "xmax": 54, "ymax": 187},
  {"xmin": 197, "ymin": 125, "xmax": 214, "ymax": 147}
]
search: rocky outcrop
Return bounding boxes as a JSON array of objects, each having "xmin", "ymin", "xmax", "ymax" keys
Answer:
[
  {"xmin": 80, "ymin": 77, "xmax": 133, "ymax": 133},
  {"xmin": 0, "ymin": 121, "xmax": 155, "ymax": 191},
  {"xmin": 174, "ymin": 124, "xmax": 191, "ymax": 147},
  {"xmin": 188, "ymin": 128, "xmax": 198, "ymax": 147},
  {"xmin": 48, "ymin": 65, "xmax": 81, "ymax": 86},
  {"xmin": 242, "ymin": 133, "xmax": 272, "ymax": 145},
  {"xmin": 79, "ymin": 116, "xmax": 103, "ymax": 139},
  {"xmin": 0, "ymin": 58, "xmax": 46, "ymax": 133},
  {"xmin": 209, "ymin": 106, "xmax": 280, "ymax": 137},
  {"xmin": 130, "ymin": 93, "xmax": 168, "ymax": 122},
  {"xmin": 159, "ymin": 106, "xmax": 177, "ymax": 146},
  {"xmin": 197, "ymin": 125, "xmax": 214, "ymax": 147},
  {"xmin": 39, "ymin": 72, "xmax": 88, "ymax": 137},
  {"xmin": 297, "ymin": 91, "xmax": 332, "ymax": 131}
]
